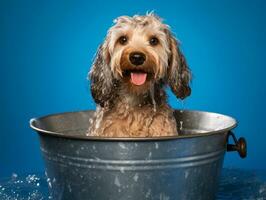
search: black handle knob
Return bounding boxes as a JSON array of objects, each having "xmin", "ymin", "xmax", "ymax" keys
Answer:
[{"xmin": 227, "ymin": 131, "xmax": 247, "ymax": 159}]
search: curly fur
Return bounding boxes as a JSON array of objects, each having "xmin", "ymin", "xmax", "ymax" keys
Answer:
[{"xmin": 88, "ymin": 13, "xmax": 191, "ymax": 137}]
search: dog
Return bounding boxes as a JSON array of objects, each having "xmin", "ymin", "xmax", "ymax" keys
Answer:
[{"xmin": 87, "ymin": 13, "xmax": 191, "ymax": 137}]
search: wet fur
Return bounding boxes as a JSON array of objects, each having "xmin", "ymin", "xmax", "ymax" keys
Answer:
[{"xmin": 88, "ymin": 13, "xmax": 191, "ymax": 137}]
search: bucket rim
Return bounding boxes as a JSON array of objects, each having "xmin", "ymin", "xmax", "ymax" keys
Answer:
[{"xmin": 29, "ymin": 109, "xmax": 237, "ymax": 141}]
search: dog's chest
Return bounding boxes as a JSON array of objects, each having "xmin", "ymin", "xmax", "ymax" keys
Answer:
[{"xmin": 98, "ymin": 105, "xmax": 177, "ymax": 137}]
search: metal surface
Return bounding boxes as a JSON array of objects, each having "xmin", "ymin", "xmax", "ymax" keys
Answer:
[
  {"xmin": 227, "ymin": 131, "xmax": 247, "ymax": 158},
  {"xmin": 30, "ymin": 110, "xmax": 244, "ymax": 200}
]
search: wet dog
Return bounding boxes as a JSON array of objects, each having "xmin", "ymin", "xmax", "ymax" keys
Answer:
[{"xmin": 88, "ymin": 13, "xmax": 191, "ymax": 137}]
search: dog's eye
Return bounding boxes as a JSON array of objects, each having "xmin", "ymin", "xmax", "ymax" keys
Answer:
[
  {"xmin": 149, "ymin": 37, "xmax": 159, "ymax": 46},
  {"xmin": 118, "ymin": 36, "xmax": 128, "ymax": 45}
]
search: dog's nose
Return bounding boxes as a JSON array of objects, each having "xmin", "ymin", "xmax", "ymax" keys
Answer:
[{"xmin": 129, "ymin": 52, "xmax": 146, "ymax": 66}]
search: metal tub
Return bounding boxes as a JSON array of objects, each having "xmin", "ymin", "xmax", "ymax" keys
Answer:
[{"xmin": 30, "ymin": 110, "xmax": 246, "ymax": 200}]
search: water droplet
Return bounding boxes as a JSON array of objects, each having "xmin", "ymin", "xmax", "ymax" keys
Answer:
[
  {"xmin": 149, "ymin": 84, "xmax": 156, "ymax": 112},
  {"xmin": 133, "ymin": 173, "xmax": 139, "ymax": 182},
  {"xmin": 114, "ymin": 176, "xmax": 121, "ymax": 187},
  {"xmin": 180, "ymin": 121, "xmax": 183, "ymax": 130}
]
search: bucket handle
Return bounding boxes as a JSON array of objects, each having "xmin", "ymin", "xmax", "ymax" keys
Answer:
[{"xmin": 226, "ymin": 131, "xmax": 247, "ymax": 158}]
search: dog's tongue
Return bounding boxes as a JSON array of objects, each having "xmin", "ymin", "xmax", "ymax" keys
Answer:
[{"xmin": 130, "ymin": 72, "xmax": 147, "ymax": 86}]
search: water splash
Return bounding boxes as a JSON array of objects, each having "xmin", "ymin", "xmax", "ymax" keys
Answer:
[
  {"xmin": 94, "ymin": 106, "xmax": 104, "ymax": 130},
  {"xmin": 180, "ymin": 121, "xmax": 183, "ymax": 130},
  {"xmin": 0, "ymin": 169, "xmax": 265, "ymax": 199},
  {"xmin": 179, "ymin": 100, "xmax": 186, "ymax": 131},
  {"xmin": 0, "ymin": 173, "xmax": 49, "ymax": 200},
  {"xmin": 217, "ymin": 168, "xmax": 266, "ymax": 200},
  {"xmin": 86, "ymin": 106, "xmax": 105, "ymax": 136},
  {"xmin": 149, "ymin": 84, "xmax": 156, "ymax": 112},
  {"xmin": 180, "ymin": 99, "xmax": 186, "ymax": 113}
]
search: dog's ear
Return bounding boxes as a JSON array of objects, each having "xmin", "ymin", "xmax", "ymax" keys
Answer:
[
  {"xmin": 89, "ymin": 42, "xmax": 118, "ymax": 108},
  {"xmin": 167, "ymin": 32, "xmax": 191, "ymax": 99}
]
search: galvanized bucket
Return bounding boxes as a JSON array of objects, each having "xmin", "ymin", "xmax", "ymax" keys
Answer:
[{"xmin": 30, "ymin": 110, "xmax": 247, "ymax": 200}]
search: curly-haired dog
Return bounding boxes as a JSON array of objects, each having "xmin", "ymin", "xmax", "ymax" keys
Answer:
[{"xmin": 88, "ymin": 14, "xmax": 191, "ymax": 137}]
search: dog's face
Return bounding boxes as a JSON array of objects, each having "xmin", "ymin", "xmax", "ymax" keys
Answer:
[
  {"xmin": 90, "ymin": 14, "xmax": 191, "ymax": 107},
  {"xmin": 107, "ymin": 15, "xmax": 171, "ymax": 94}
]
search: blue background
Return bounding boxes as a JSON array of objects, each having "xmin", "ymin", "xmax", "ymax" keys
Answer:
[{"xmin": 1, "ymin": 0, "xmax": 265, "ymax": 177}]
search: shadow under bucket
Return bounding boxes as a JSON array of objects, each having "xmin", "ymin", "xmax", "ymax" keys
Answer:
[{"xmin": 30, "ymin": 110, "xmax": 247, "ymax": 200}]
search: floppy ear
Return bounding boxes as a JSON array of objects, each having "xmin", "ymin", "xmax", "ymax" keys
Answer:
[
  {"xmin": 167, "ymin": 33, "xmax": 191, "ymax": 99},
  {"xmin": 89, "ymin": 42, "xmax": 118, "ymax": 108}
]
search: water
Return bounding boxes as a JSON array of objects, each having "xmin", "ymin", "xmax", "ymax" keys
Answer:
[
  {"xmin": 149, "ymin": 84, "xmax": 156, "ymax": 112},
  {"xmin": 179, "ymin": 99, "xmax": 186, "ymax": 131},
  {"xmin": 0, "ymin": 173, "xmax": 50, "ymax": 200},
  {"xmin": 1, "ymin": 169, "xmax": 265, "ymax": 200},
  {"xmin": 85, "ymin": 106, "xmax": 104, "ymax": 136}
]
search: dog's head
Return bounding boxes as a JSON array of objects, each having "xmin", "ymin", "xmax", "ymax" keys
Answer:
[{"xmin": 89, "ymin": 14, "xmax": 191, "ymax": 107}]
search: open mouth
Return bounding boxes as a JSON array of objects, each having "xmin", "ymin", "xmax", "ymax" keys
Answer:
[
  {"xmin": 130, "ymin": 72, "xmax": 147, "ymax": 86},
  {"xmin": 123, "ymin": 69, "xmax": 152, "ymax": 86}
]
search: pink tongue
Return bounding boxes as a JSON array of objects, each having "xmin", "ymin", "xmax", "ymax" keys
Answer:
[{"xmin": 130, "ymin": 72, "xmax": 147, "ymax": 86}]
